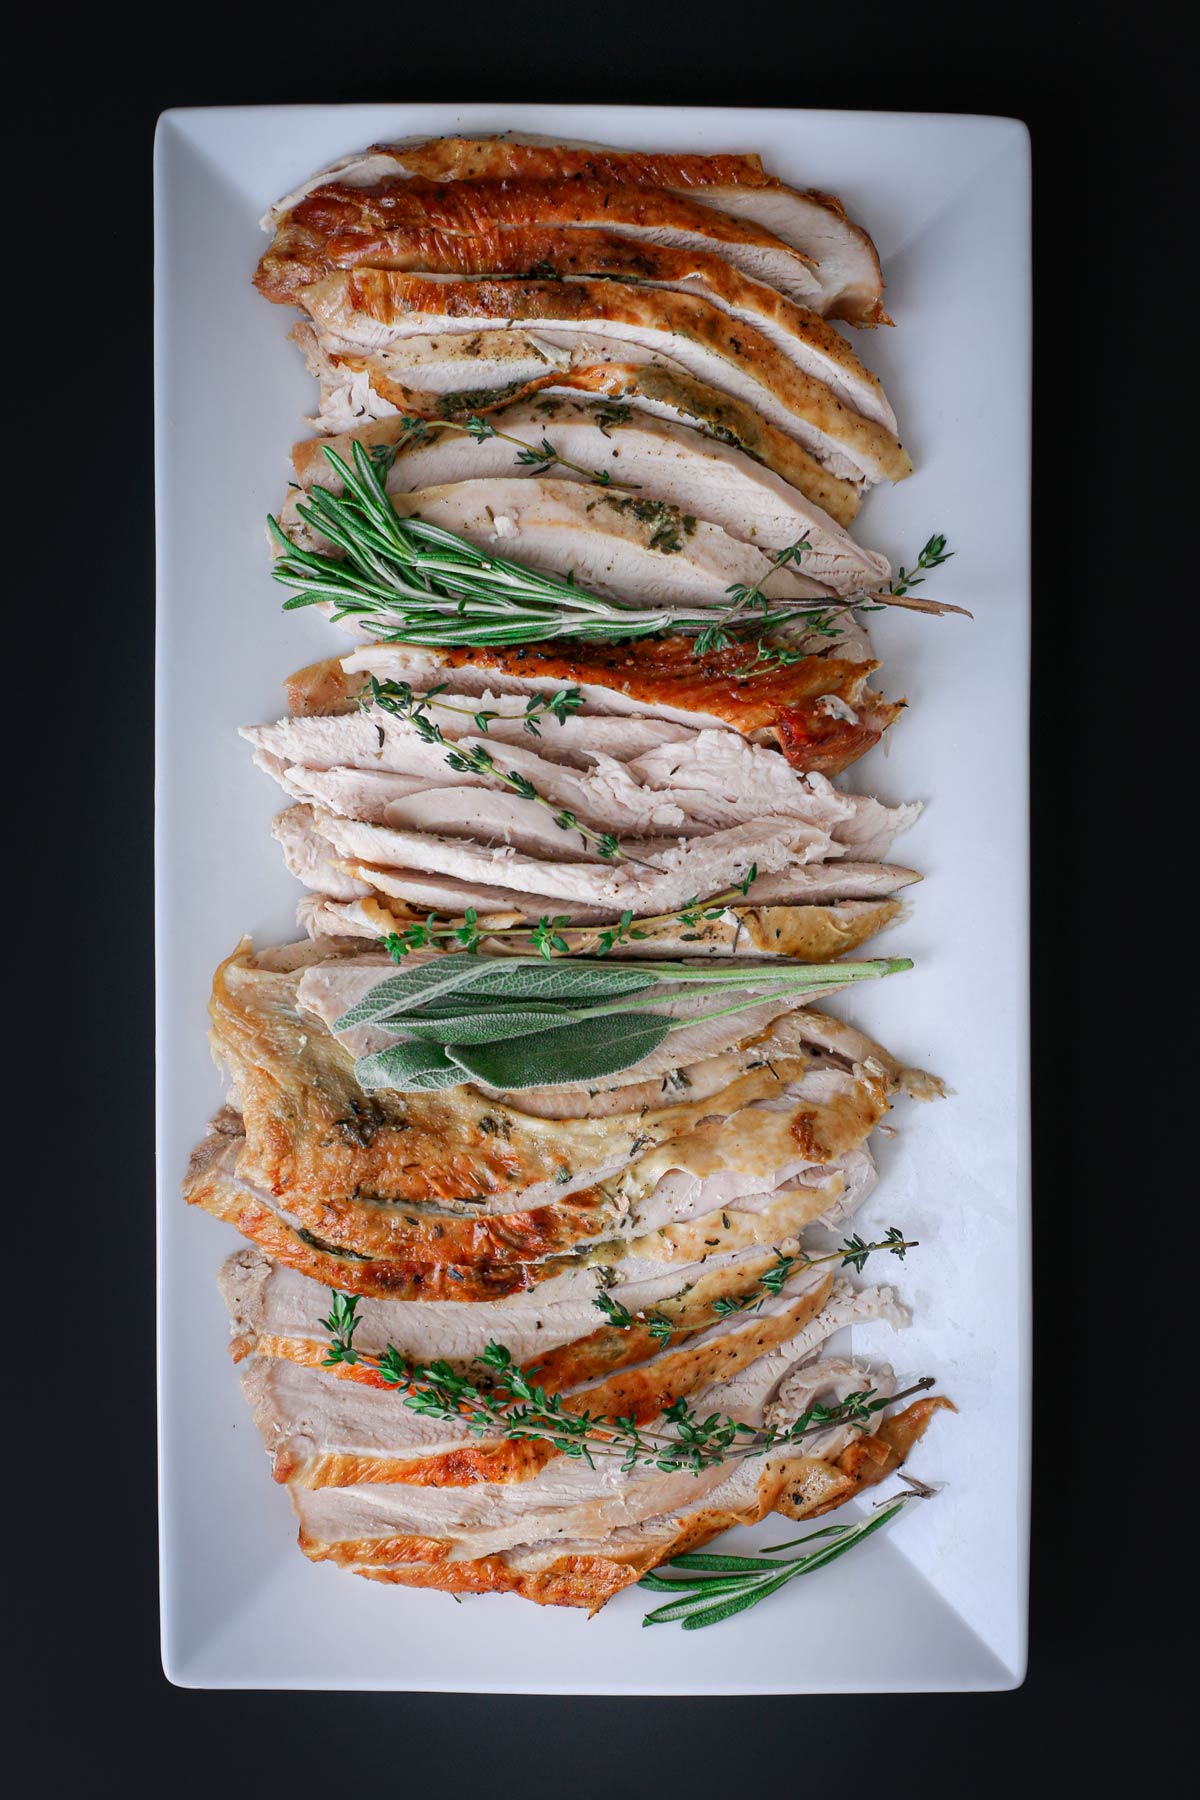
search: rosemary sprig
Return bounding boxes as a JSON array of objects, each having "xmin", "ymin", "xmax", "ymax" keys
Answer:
[
  {"xmin": 377, "ymin": 868, "xmax": 759, "ymax": 962},
  {"xmin": 593, "ymin": 1231, "xmax": 916, "ymax": 1341},
  {"xmin": 317, "ymin": 1291, "xmax": 934, "ymax": 1477},
  {"xmin": 370, "ymin": 411, "xmax": 640, "ymax": 491},
  {"xmin": 638, "ymin": 1478, "xmax": 937, "ymax": 1629},
  {"xmin": 269, "ymin": 444, "xmax": 954, "ymax": 650}
]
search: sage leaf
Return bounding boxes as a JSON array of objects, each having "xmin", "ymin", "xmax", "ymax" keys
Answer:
[
  {"xmin": 445, "ymin": 1010, "xmax": 673, "ymax": 1089},
  {"xmin": 334, "ymin": 957, "xmax": 500, "ymax": 1029},
  {"xmin": 334, "ymin": 955, "xmax": 660, "ymax": 1029},
  {"xmin": 379, "ymin": 1005, "xmax": 584, "ymax": 1044},
  {"xmin": 457, "ymin": 960, "xmax": 660, "ymax": 1002},
  {"xmin": 354, "ymin": 1039, "xmax": 463, "ymax": 1092}
]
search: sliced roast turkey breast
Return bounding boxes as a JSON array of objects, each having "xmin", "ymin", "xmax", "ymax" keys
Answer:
[
  {"xmin": 280, "ymin": 473, "xmax": 839, "ymax": 614},
  {"xmin": 220, "ymin": 1238, "xmax": 817, "ymax": 1372},
  {"xmin": 271, "ymin": 804, "xmax": 371, "ymax": 900},
  {"xmin": 232, "ymin": 1255, "xmax": 839, "ymax": 1488},
  {"xmin": 326, "ymin": 1384, "xmax": 946, "ymax": 1602},
  {"xmin": 273, "ymin": 682, "xmax": 705, "ymax": 763},
  {"xmin": 274, "ymin": 798, "xmax": 918, "ymax": 918},
  {"xmin": 308, "ymin": 810, "xmax": 847, "ymax": 912},
  {"xmin": 263, "ymin": 173, "xmax": 826, "ymax": 310},
  {"xmin": 294, "ymin": 398, "xmax": 890, "ymax": 591},
  {"xmin": 244, "ymin": 706, "xmax": 917, "ymax": 844},
  {"xmin": 188, "ymin": 1127, "xmax": 574, "ymax": 1305},
  {"xmin": 272, "ymin": 1267, "xmax": 833, "ymax": 1519},
  {"xmin": 296, "ymin": 340, "xmax": 867, "ymax": 525},
  {"xmin": 244, "ymin": 1278, "xmax": 912, "ymax": 1547},
  {"xmin": 274, "ymin": 228, "xmax": 893, "ymax": 424},
  {"xmin": 295, "ymin": 890, "xmax": 906, "ymax": 964},
  {"xmin": 276, "ymin": 804, "xmax": 918, "ymax": 919},
  {"xmin": 321, "ymin": 636, "xmax": 901, "ymax": 781},
  {"xmin": 259, "ymin": 139, "xmax": 888, "ymax": 325},
  {"xmin": 294, "ymin": 317, "xmax": 574, "ymax": 430},
  {"xmin": 299, "ymin": 273, "xmax": 910, "ymax": 485},
  {"xmin": 209, "ymin": 942, "xmax": 901, "ymax": 1216}
]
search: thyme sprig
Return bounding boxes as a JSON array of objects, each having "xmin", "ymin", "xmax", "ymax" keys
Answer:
[
  {"xmin": 726, "ymin": 533, "xmax": 964, "ymax": 673},
  {"xmin": 363, "ymin": 674, "xmax": 584, "ymax": 741},
  {"xmin": 593, "ymin": 1230, "xmax": 916, "ymax": 1341},
  {"xmin": 445, "ymin": 743, "xmax": 639, "ymax": 864},
  {"xmin": 638, "ymin": 1478, "xmax": 938, "ymax": 1629},
  {"xmin": 376, "ymin": 868, "xmax": 759, "ymax": 961},
  {"xmin": 694, "ymin": 539, "xmax": 814, "ymax": 658},
  {"xmin": 357, "ymin": 674, "xmax": 645, "ymax": 866},
  {"xmin": 593, "ymin": 1292, "xmax": 676, "ymax": 1346},
  {"xmin": 371, "ymin": 411, "xmax": 641, "ymax": 491},
  {"xmin": 888, "ymin": 533, "xmax": 954, "ymax": 598},
  {"xmin": 269, "ymin": 444, "xmax": 958, "ymax": 651},
  {"xmin": 317, "ymin": 1291, "xmax": 934, "ymax": 1476},
  {"xmin": 709, "ymin": 1231, "xmax": 916, "ymax": 1320}
]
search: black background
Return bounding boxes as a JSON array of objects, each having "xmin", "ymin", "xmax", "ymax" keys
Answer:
[{"xmin": 12, "ymin": 2, "xmax": 1183, "ymax": 1791}]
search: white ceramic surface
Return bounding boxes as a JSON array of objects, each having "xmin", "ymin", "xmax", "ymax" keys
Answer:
[{"xmin": 155, "ymin": 104, "xmax": 1031, "ymax": 1691}]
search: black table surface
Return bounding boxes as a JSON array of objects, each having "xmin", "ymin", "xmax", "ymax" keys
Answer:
[{"xmin": 13, "ymin": 3, "xmax": 1183, "ymax": 1789}]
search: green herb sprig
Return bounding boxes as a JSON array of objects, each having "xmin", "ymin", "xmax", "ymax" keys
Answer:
[
  {"xmin": 444, "ymin": 741, "xmax": 637, "ymax": 864},
  {"xmin": 364, "ymin": 674, "xmax": 584, "ymax": 741},
  {"xmin": 694, "ymin": 539, "xmax": 814, "ymax": 658},
  {"xmin": 318, "ymin": 1291, "xmax": 935, "ymax": 1478},
  {"xmin": 370, "ymin": 411, "xmax": 641, "ymax": 491},
  {"xmin": 709, "ymin": 1231, "xmax": 915, "ymax": 1321},
  {"xmin": 593, "ymin": 1292, "xmax": 676, "ymax": 1346},
  {"xmin": 375, "ymin": 868, "xmax": 759, "ymax": 962},
  {"xmin": 594, "ymin": 1230, "xmax": 916, "ymax": 1341},
  {"xmin": 888, "ymin": 534, "xmax": 954, "ymax": 598},
  {"xmin": 730, "ymin": 533, "xmax": 961, "ymax": 673},
  {"xmin": 333, "ymin": 951, "xmax": 911, "ymax": 1092},
  {"xmin": 356, "ymin": 673, "xmax": 648, "ymax": 867},
  {"xmin": 638, "ymin": 1478, "xmax": 937, "ymax": 1629},
  {"xmin": 269, "ymin": 444, "xmax": 960, "ymax": 652}
]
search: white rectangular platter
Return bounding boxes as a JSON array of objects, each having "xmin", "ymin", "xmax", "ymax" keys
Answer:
[{"xmin": 155, "ymin": 103, "xmax": 1031, "ymax": 1692}]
